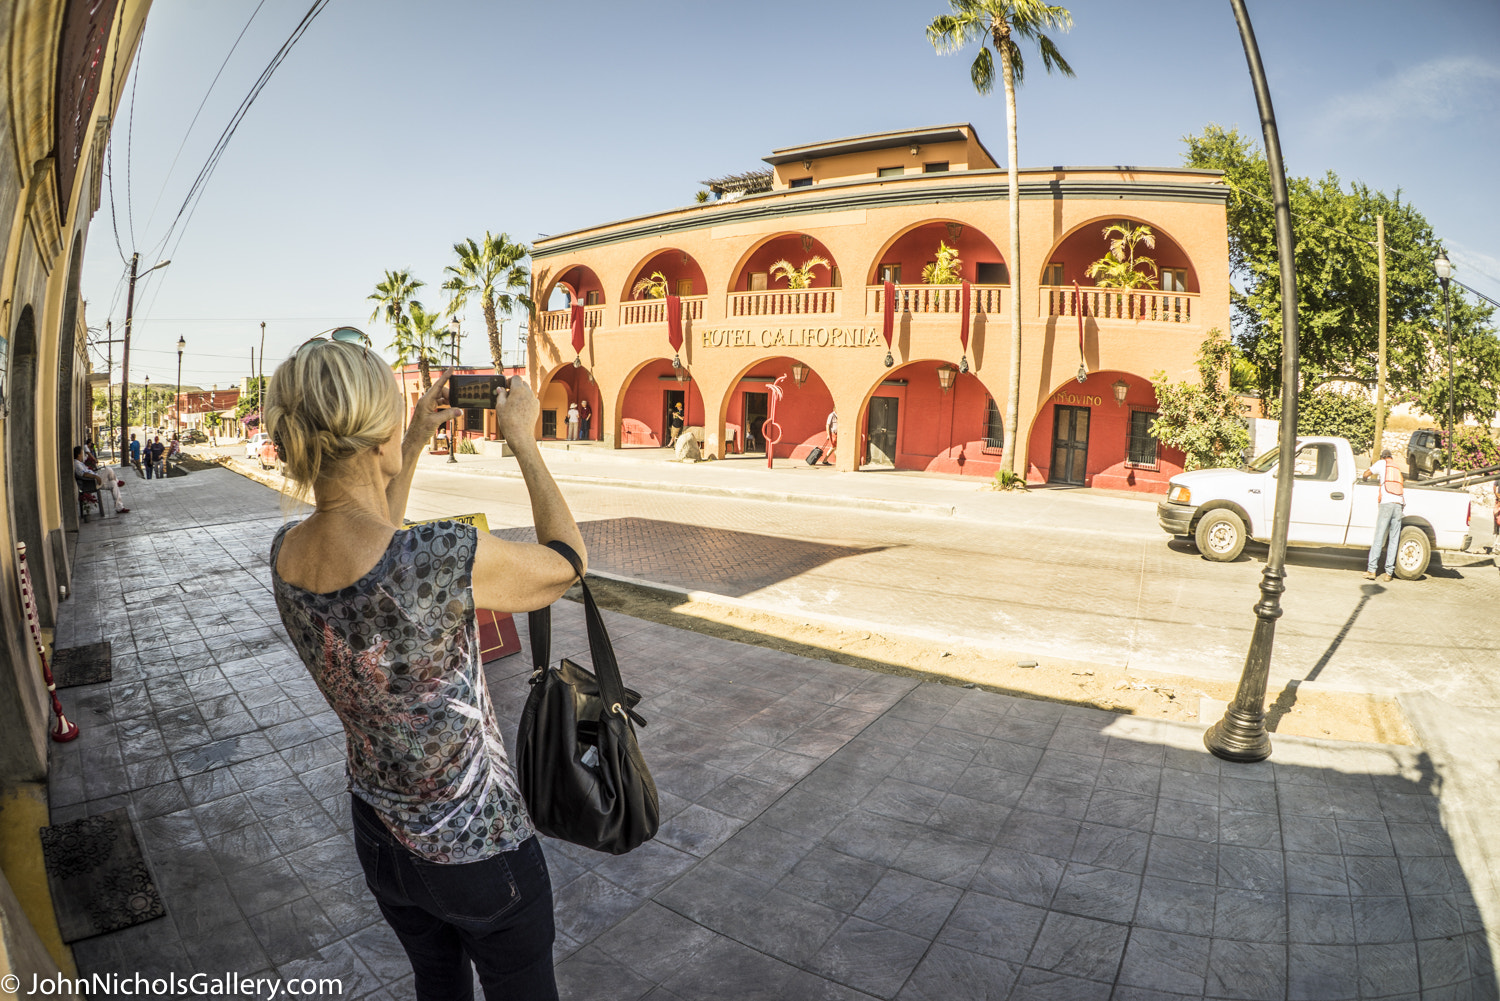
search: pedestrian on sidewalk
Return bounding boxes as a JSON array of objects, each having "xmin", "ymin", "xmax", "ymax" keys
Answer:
[
  {"xmin": 1361, "ymin": 447, "xmax": 1405, "ymax": 581},
  {"xmin": 566, "ymin": 401, "xmax": 580, "ymax": 441},
  {"xmin": 578, "ymin": 399, "xmax": 591, "ymax": 441},
  {"xmin": 823, "ymin": 409, "xmax": 838, "ymax": 466},
  {"xmin": 266, "ymin": 339, "xmax": 585, "ymax": 1001},
  {"xmin": 129, "ymin": 434, "xmax": 141, "ymax": 474},
  {"xmin": 668, "ymin": 402, "xmax": 684, "ymax": 447},
  {"xmin": 149, "ymin": 437, "xmax": 165, "ymax": 479}
]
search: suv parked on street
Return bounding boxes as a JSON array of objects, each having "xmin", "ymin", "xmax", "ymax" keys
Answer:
[{"xmin": 1407, "ymin": 429, "xmax": 1443, "ymax": 479}]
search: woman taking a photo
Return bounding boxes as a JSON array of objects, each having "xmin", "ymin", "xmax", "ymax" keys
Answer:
[{"xmin": 266, "ymin": 337, "xmax": 583, "ymax": 1000}]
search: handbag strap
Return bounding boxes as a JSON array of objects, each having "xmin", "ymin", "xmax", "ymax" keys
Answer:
[{"xmin": 528, "ymin": 541, "xmax": 634, "ymax": 724}]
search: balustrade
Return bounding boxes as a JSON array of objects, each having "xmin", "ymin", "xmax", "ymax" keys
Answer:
[
  {"xmin": 728, "ymin": 288, "xmax": 839, "ymax": 317},
  {"xmin": 620, "ymin": 295, "xmax": 706, "ymax": 325},
  {"xmin": 865, "ymin": 284, "xmax": 1003, "ymax": 316},
  {"xmin": 1043, "ymin": 286, "xmax": 1196, "ymax": 324},
  {"xmin": 540, "ymin": 307, "xmax": 605, "ymax": 332}
]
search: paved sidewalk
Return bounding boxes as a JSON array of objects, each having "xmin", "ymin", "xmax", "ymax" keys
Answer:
[{"xmin": 50, "ymin": 468, "xmax": 1498, "ymax": 999}]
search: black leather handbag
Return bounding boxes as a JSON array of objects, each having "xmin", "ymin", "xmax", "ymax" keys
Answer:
[{"xmin": 515, "ymin": 542, "xmax": 659, "ymax": 855}]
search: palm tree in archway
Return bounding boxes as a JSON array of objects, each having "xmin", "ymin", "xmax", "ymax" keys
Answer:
[
  {"xmin": 927, "ymin": 0, "xmax": 1075, "ymax": 474},
  {"xmin": 443, "ymin": 232, "xmax": 533, "ymax": 371}
]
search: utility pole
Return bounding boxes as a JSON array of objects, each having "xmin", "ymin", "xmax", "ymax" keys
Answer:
[
  {"xmin": 105, "ymin": 321, "xmax": 114, "ymax": 459},
  {"xmin": 1373, "ymin": 215, "xmax": 1387, "ymax": 459},
  {"xmin": 117, "ymin": 254, "xmax": 170, "ymax": 457},
  {"xmin": 119, "ymin": 254, "xmax": 137, "ymax": 458},
  {"xmin": 258, "ymin": 321, "xmax": 266, "ymax": 400}
]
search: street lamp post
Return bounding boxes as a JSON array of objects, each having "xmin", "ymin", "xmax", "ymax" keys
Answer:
[
  {"xmin": 142, "ymin": 374, "xmax": 150, "ymax": 431},
  {"xmin": 1203, "ymin": 0, "xmax": 1304, "ymax": 763},
  {"xmin": 175, "ymin": 336, "xmax": 186, "ymax": 440},
  {"xmin": 1434, "ymin": 253, "xmax": 1454, "ymax": 476},
  {"xmin": 447, "ymin": 319, "xmax": 460, "ymax": 464}
]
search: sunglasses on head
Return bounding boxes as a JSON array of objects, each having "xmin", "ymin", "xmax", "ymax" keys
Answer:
[{"xmin": 297, "ymin": 326, "xmax": 373, "ymax": 351}]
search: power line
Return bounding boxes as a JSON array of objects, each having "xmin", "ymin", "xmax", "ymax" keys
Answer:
[
  {"xmin": 125, "ymin": 31, "xmax": 142, "ymax": 249},
  {"xmin": 142, "ymin": 0, "xmax": 269, "ymax": 237}
]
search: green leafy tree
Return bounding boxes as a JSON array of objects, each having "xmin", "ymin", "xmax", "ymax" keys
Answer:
[
  {"xmin": 234, "ymin": 378, "xmax": 265, "ymax": 421},
  {"xmin": 928, "ymin": 0, "xmax": 1075, "ymax": 474},
  {"xmin": 1085, "ymin": 222, "xmax": 1159, "ymax": 290},
  {"xmin": 1417, "ymin": 295, "xmax": 1500, "ymax": 426},
  {"xmin": 1150, "ymin": 329, "xmax": 1250, "ymax": 470},
  {"xmin": 769, "ymin": 256, "xmax": 831, "ymax": 290},
  {"xmin": 1442, "ymin": 426, "xmax": 1500, "ymax": 471},
  {"xmin": 1266, "ymin": 388, "xmax": 1382, "ymax": 453},
  {"xmin": 443, "ymin": 232, "xmax": 532, "ymax": 372},
  {"xmin": 1182, "ymin": 124, "xmax": 1499, "ymax": 421},
  {"xmin": 367, "ymin": 269, "xmax": 425, "ymax": 341},
  {"xmin": 202, "ymin": 411, "xmax": 221, "ymax": 434},
  {"xmin": 921, "ymin": 242, "xmax": 963, "ymax": 285}
]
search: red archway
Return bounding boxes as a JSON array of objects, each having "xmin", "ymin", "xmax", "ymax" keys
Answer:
[
  {"xmin": 855, "ymin": 360, "xmax": 1001, "ymax": 476},
  {"xmin": 616, "ymin": 359, "xmax": 704, "ymax": 448},
  {"xmin": 729, "ymin": 233, "xmax": 841, "ymax": 292},
  {"xmin": 717, "ymin": 356, "xmax": 834, "ymax": 459},
  {"xmin": 1024, "ymin": 370, "xmax": 1185, "ymax": 492},
  {"xmin": 865, "ymin": 219, "xmax": 1006, "ymax": 286},
  {"xmin": 1039, "ymin": 218, "xmax": 1199, "ymax": 292}
]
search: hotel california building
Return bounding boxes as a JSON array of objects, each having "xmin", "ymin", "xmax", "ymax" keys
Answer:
[{"xmin": 527, "ymin": 124, "xmax": 1230, "ymax": 493}]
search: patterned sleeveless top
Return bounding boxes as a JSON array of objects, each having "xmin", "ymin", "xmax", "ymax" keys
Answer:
[{"xmin": 271, "ymin": 520, "xmax": 534, "ymax": 862}]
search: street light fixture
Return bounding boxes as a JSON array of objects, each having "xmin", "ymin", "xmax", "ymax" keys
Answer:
[
  {"xmin": 142, "ymin": 374, "xmax": 150, "ymax": 430},
  {"xmin": 176, "ymin": 336, "xmax": 186, "ymax": 440},
  {"xmin": 936, "ymin": 364, "xmax": 958, "ymax": 393},
  {"xmin": 447, "ymin": 319, "xmax": 460, "ymax": 464},
  {"xmin": 791, "ymin": 362, "xmax": 808, "ymax": 387},
  {"xmin": 1434, "ymin": 253, "xmax": 1454, "ymax": 476}
]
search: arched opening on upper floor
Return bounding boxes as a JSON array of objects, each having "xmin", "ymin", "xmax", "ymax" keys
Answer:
[
  {"xmin": 727, "ymin": 233, "xmax": 842, "ymax": 320},
  {"xmin": 540, "ymin": 264, "xmax": 606, "ymax": 311},
  {"xmin": 865, "ymin": 219, "xmax": 1007, "ymax": 287},
  {"xmin": 1038, "ymin": 219, "xmax": 1201, "ymax": 325},
  {"xmin": 621, "ymin": 248, "xmax": 709, "ymax": 327}
]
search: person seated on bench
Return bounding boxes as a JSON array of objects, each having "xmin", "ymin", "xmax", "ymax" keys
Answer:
[{"xmin": 74, "ymin": 446, "xmax": 129, "ymax": 514}]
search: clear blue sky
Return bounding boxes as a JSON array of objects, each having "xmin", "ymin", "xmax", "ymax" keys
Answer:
[{"xmin": 82, "ymin": 0, "xmax": 1500, "ymax": 390}]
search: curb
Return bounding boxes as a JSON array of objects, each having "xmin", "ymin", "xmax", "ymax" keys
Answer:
[
  {"xmin": 583, "ymin": 567, "xmax": 1405, "ymax": 701},
  {"xmin": 422, "ymin": 464, "xmax": 957, "ymax": 517}
]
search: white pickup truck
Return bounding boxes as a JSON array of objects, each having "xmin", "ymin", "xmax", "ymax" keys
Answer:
[{"xmin": 1156, "ymin": 436, "xmax": 1472, "ymax": 579}]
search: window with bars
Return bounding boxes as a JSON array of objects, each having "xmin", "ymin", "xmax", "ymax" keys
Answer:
[
  {"xmin": 984, "ymin": 397, "xmax": 1004, "ymax": 453},
  {"xmin": 1126, "ymin": 410, "xmax": 1159, "ymax": 468}
]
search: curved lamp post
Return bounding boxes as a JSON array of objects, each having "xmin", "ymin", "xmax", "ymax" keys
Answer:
[
  {"xmin": 1434, "ymin": 253, "xmax": 1453, "ymax": 475},
  {"xmin": 1204, "ymin": 0, "xmax": 1304, "ymax": 763}
]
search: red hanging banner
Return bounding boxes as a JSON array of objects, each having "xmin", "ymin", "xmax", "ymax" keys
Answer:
[
  {"xmin": 665, "ymin": 294, "xmax": 683, "ymax": 353},
  {"xmin": 959, "ymin": 280, "xmax": 971, "ymax": 353},
  {"xmin": 882, "ymin": 280, "xmax": 895, "ymax": 348},
  {"xmin": 570, "ymin": 303, "xmax": 586, "ymax": 355}
]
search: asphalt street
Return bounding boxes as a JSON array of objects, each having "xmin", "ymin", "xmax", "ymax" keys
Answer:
[{"xmin": 401, "ymin": 462, "xmax": 1500, "ymax": 712}]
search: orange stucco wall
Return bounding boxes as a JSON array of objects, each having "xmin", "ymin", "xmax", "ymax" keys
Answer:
[{"xmin": 528, "ymin": 163, "xmax": 1230, "ymax": 487}]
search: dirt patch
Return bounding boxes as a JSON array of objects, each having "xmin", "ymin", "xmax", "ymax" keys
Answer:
[{"xmin": 581, "ymin": 576, "xmax": 1414, "ymax": 747}]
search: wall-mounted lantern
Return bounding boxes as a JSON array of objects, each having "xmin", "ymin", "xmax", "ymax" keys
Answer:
[
  {"xmin": 1112, "ymin": 379, "xmax": 1130, "ymax": 407},
  {"xmin": 791, "ymin": 362, "xmax": 809, "ymax": 387},
  {"xmin": 937, "ymin": 364, "xmax": 959, "ymax": 393}
]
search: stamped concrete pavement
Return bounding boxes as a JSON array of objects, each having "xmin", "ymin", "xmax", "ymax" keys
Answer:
[{"xmin": 47, "ymin": 465, "xmax": 1499, "ymax": 999}]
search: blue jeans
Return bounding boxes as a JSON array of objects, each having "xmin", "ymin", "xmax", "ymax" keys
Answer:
[
  {"xmin": 351, "ymin": 795, "xmax": 558, "ymax": 1001},
  {"xmin": 1368, "ymin": 502, "xmax": 1404, "ymax": 574}
]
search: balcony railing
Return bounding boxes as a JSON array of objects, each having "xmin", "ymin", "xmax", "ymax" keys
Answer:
[
  {"xmin": 729, "ymin": 289, "xmax": 839, "ymax": 317},
  {"xmin": 621, "ymin": 295, "xmax": 706, "ymax": 326},
  {"xmin": 865, "ymin": 284, "xmax": 1003, "ymax": 316},
  {"xmin": 1044, "ymin": 286, "xmax": 1197, "ymax": 324},
  {"xmin": 540, "ymin": 306, "xmax": 605, "ymax": 332}
]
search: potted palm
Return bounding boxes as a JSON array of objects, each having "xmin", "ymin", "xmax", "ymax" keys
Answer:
[
  {"xmin": 922, "ymin": 241, "xmax": 963, "ymax": 284},
  {"xmin": 769, "ymin": 256, "xmax": 830, "ymax": 289},
  {"xmin": 1086, "ymin": 222, "xmax": 1159, "ymax": 318}
]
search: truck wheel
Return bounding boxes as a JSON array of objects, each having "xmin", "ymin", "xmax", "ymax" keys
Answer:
[
  {"xmin": 1195, "ymin": 510, "xmax": 1246, "ymax": 562},
  {"xmin": 1393, "ymin": 526, "xmax": 1431, "ymax": 580}
]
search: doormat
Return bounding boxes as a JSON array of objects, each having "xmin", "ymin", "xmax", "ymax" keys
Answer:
[
  {"xmin": 39, "ymin": 809, "xmax": 164, "ymax": 942},
  {"xmin": 51, "ymin": 642, "xmax": 111, "ymax": 688}
]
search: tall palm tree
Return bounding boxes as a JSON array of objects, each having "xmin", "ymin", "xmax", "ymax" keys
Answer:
[
  {"xmin": 928, "ymin": 0, "xmax": 1074, "ymax": 474},
  {"xmin": 401, "ymin": 303, "xmax": 447, "ymax": 392},
  {"xmin": 443, "ymin": 232, "xmax": 533, "ymax": 371},
  {"xmin": 367, "ymin": 269, "xmax": 425, "ymax": 338}
]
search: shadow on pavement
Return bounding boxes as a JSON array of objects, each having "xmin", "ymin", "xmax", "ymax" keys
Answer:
[{"xmin": 493, "ymin": 516, "xmax": 891, "ymax": 597}]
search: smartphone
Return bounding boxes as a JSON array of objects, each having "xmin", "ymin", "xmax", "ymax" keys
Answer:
[{"xmin": 448, "ymin": 374, "xmax": 509, "ymax": 409}]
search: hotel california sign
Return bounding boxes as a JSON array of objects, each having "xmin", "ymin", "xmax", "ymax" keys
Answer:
[{"xmin": 701, "ymin": 327, "xmax": 884, "ymax": 349}]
